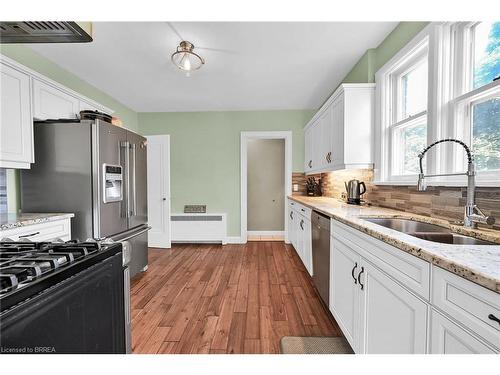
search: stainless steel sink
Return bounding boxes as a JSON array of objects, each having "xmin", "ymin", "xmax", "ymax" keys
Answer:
[{"xmin": 362, "ymin": 217, "xmax": 496, "ymax": 245}]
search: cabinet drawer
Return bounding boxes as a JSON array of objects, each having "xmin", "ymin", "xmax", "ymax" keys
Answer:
[
  {"xmin": 431, "ymin": 266, "xmax": 500, "ymax": 349},
  {"xmin": 1, "ymin": 219, "xmax": 71, "ymax": 242},
  {"xmin": 430, "ymin": 309, "xmax": 496, "ymax": 353},
  {"xmin": 331, "ymin": 220, "xmax": 430, "ymax": 300},
  {"xmin": 288, "ymin": 200, "xmax": 312, "ymax": 219}
]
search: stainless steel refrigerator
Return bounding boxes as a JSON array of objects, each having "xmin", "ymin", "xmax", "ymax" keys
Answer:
[{"xmin": 21, "ymin": 119, "xmax": 149, "ymax": 278}]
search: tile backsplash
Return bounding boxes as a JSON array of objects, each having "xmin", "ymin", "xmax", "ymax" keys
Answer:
[{"xmin": 294, "ymin": 169, "xmax": 500, "ymax": 230}]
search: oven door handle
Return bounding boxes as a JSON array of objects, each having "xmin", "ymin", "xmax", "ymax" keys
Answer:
[{"xmin": 114, "ymin": 226, "xmax": 151, "ymax": 242}]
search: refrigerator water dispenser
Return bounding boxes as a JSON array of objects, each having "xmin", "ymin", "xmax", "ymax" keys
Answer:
[{"xmin": 103, "ymin": 164, "xmax": 123, "ymax": 203}]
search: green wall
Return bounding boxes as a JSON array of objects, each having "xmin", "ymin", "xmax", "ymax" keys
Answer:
[
  {"xmin": 341, "ymin": 22, "xmax": 429, "ymax": 85},
  {"xmin": 138, "ymin": 110, "xmax": 314, "ymax": 237},
  {"xmin": 0, "ymin": 45, "xmax": 139, "ymax": 131}
]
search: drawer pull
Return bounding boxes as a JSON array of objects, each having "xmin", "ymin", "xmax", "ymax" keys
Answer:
[
  {"xmin": 358, "ymin": 266, "xmax": 365, "ymax": 290},
  {"xmin": 301, "ymin": 208, "xmax": 305, "ymax": 212},
  {"xmin": 19, "ymin": 231, "xmax": 40, "ymax": 238},
  {"xmin": 300, "ymin": 219, "xmax": 304, "ymax": 230},
  {"xmin": 488, "ymin": 314, "xmax": 500, "ymax": 326},
  {"xmin": 351, "ymin": 262, "xmax": 358, "ymax": 284}
]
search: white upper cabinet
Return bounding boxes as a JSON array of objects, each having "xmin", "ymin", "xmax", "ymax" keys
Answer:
[
  {"xmin": 0, "ymin": 54, "xmax": 114, "ymax": 169},
  {"xmin": 304, "ymin": 83, "xmax": 374, "ymax": 174},
  {"xmin": 0, "ymin": 62, "xmax": 33, "ymax": 169},
  {"xmin": 32, "ymin": 79, "xmax": 80, "ymax": 120}
]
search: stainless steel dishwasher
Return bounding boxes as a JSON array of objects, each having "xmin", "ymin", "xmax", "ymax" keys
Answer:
[{"xmin": 311, "ymin": 211, "xmax": 330, "ymax": 306}]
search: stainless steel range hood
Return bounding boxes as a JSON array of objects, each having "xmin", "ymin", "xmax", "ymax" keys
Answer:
[{"xmin": 0, "ymin": 21, "xmax": 93, "ymax": 43}]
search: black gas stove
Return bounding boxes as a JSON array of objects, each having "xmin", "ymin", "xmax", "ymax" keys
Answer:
[
  {"xmin": 0, "ymin": 240, "xmax": 121, "ymax": 313},
  {"xmin": 0, "ymin": 239, "xmax": 126, "ymax": 353}
]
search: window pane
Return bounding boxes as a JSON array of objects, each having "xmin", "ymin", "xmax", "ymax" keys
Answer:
[
  {"xmin": 392, "ymin": 120, "xmax": 427, "ymax": 176},
  {"xmin": 401, "ymin": 61, "xmax": 428, "ymax": 119},
  {"xmin": 472, "ymin": 97, "xmax": 500, "ymax": 171},
  {"xmin": 473, "ymin": 22, "xmax": 500, "ymax": 89}
]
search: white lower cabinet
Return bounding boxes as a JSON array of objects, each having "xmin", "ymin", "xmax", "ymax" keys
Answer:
[
  {"xmin": 287, "ymin": 199, "xmax": 312, "ymax": 276},
  {"xmin": 330, "ymin": 237, "xmax": 361, "ymax": 350},
  {"xmin": 430, "ymin": 309, "xmax": 496, "ymax": 354},
  {"xmin": 330, "ymin": 218, "xmax": 499, "ymax": 354},
  {"xmin": 359, "ymin": 261, "xmax": 427, "ymax": 353},
  {"xmin": 0, "ymin": 217, "xmax": 72, "ymax": 242},
  {"xmin": 330, "ymin": 236, "xmax": 427, "ymax": 353}
]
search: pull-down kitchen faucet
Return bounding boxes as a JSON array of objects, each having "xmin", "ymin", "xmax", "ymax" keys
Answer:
[{"xmin": 417, "ymin": 138, "xmax": 495, "ymax": 228}]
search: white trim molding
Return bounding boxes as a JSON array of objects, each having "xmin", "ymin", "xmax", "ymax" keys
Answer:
[
  {"xmin": 240, "ymin": 131, "xmax": 292, "ymax": 244},
  {"xmin": 247, "ymin": 231, "xmax": 285, "ymax": 236},
  {"xmin": 374, "ymin": 22, "xmax": 500, "ymax": 187}
]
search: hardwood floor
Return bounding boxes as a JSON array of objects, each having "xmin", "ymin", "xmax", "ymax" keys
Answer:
[{"xmin": 130, "ymin": 241, "xmax": 343, "ymax": 354}]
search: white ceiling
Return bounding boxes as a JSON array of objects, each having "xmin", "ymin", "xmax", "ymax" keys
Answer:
[{"xmin": 30, "ymin": 22, "xmax": 396, "ymax": 112}]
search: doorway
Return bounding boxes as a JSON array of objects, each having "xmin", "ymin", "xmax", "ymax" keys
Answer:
[
  {"xmin": 240, "ymin": 131, "xmax": 292, "ymax": 243},
  {"xmin": 146, "ymin": 135, "xmax": 171, "ymax": 248}
]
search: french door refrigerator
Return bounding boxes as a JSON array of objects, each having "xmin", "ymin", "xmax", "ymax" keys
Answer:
[{"xmin": 21, "ymin": 119, "xmax": 149, "ymax": 277}]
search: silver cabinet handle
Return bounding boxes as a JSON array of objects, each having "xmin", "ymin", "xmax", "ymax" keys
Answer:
[{"xmin": 130, "ymin": 143, "xmax": 137, "ymax": 216}]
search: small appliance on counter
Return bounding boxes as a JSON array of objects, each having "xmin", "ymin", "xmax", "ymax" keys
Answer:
[
  {"xmin": 344, "ymin": 179, "xmax": 366, "ymax": 205},
  {"xmin": 306, "ymin": 177, "xmax": 322, "ymax": 196}
]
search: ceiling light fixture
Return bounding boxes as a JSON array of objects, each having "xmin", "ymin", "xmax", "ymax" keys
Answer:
[{"xmin": 171, "ymin": 41, "xmax": 205, "ymax": 74}]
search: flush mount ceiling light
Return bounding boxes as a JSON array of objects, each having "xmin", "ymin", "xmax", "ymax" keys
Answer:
[{"xmin": 171, "ymin": 41, "xmax": 205, "ymax": 73}]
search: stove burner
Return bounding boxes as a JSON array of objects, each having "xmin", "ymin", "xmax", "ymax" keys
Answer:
[{"xmin": 0, "ymin": 239, "xmax": 103, "ymax": 295}]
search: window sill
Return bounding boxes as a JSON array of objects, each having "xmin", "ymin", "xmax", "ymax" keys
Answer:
[{"xmin": 372, "ymin": 179, "xmax": 500, "ymax": 188}]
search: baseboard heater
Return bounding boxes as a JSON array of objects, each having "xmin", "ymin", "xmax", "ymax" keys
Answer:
[{"xmin": 171, "ymin": 213, "xmax": 227, "ymax": 245}]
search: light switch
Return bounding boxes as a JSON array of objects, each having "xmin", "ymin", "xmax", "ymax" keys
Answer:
[{"xmin": 293, "ymin": 184, "xmax": 299, "ymax": 192}]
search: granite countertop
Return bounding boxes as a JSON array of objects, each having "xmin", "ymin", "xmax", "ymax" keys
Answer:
[
  {"xmin": 0, "ymin": 213, "xmax": 75, "ymax": 231},
  {"xmin": 289, "ymin": 195, "xmax": 500, "ymax": 293}
]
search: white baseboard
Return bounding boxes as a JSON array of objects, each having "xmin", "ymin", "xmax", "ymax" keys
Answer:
[
  {"xmin": 226, "ymin": 236, "xmax": 245, "ymax": 244},
  {"xmin": 247, "ymin": 231, "xmax": 284, "ymax": 236}
]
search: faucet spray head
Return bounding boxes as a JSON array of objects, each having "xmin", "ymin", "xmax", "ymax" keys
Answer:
[{"xmin": 417, "ymin": 174, "xmax": 427, "ymax": 191}]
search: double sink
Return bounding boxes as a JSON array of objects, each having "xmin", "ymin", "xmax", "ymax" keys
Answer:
[{"xmin": 362, "ymin": 217, "xmax": 496, "ymax": 246}]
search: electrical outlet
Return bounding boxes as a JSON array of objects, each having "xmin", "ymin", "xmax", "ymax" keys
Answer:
[{"xmin": 293, "ymin": 184, "xmax": 299, "ymax": 192}]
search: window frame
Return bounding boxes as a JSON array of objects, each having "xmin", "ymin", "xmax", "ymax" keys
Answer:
[
  {"xmin": 374, "ymin": 27, "xmax": 430, "ymax": 184},
  {"xmin": 375, "ymin": 22, "xmax": 500, "ymax": 187}
]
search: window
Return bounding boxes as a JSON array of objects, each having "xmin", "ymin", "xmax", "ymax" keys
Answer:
[
  {"xmin": 375, "ymin": 31, "xmax": 429, "ymax": 182},
  {"xmin": 452, "ymin": 21, "xmax": 500, "ymax": 178},
  {"xmin": 375, "ymin": 22, "xmax": 500, "ymax": 186}
]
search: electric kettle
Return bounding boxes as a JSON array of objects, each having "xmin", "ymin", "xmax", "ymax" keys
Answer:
[{"xmin": 344, "ymin": 179, "xmax": 366, "ymax": 205}]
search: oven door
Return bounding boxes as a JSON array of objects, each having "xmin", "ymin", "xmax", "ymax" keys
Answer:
[{"xmin": 0, "ymin": 253, "xmax": 125, "ymax": 354}]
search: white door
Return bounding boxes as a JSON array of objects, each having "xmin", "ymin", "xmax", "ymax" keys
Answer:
[
  {"xmin": 359, "ymin": 261, "xmax": 428, "ymax": 354},
  {"xmin": 0, "ymin": 63, "xmax": 33, "ymax": 169},
  {"xmin": 331, "ymin": 95, "xmax": 344, "ymax": 169},
  {"xmin": 146, "ymin": 135, "xmax": 171, "ymax": 248},
  {"xmin": 429, "ymin": 309, "xmax": 496, "ymax": 354},
  {"xmin": 330, "ymin": 238, "xmax": 361, "ymax": 351}
]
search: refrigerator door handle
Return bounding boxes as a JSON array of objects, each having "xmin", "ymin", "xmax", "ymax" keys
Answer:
[
  {"xmin": 113, "ymin": 226, "xmax": 151, "ymax": 242},
  {"xmin": 130, "ymin": 143, "xmax": 137, "ymax": 216},
  {"xmin": 120, "ymin": 141, "xmax": 131, "ymax": 218}
]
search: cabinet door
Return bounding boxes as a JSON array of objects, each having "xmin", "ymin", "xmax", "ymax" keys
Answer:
[
  {"xmin": 295, "ymin": 213, "xmax": 304, "ymax": 262},
  {"xmin": 288, "ymin": 206, "xmax": 295, "ymax": 246},
  {"xmin": 330, "ymin": 237, "xmax": 361, "ymax": 351},
  {"xmin": 320, "ymin": 106, "xmax": 333, "ymax": 170},
  {"xmin": 302, "ymin": 216, "xmax": 312, "ymax": 275},
  {"xmin": 330, "ymin": 95, "xmax": 344, "ymax": 169},
  {"xmin": 430, "ymin": 309, "xmax": 496, "ymax": 354},
  {"xmin": 359, "ymin": 262, "xmax": 428, "ymax": 354},
  {"xmin": 304, "ymin": 126, "xmax": 313, "ymax": 172},
  {"xmin": 0, "ymin": 63, "xmax": 33, "ymax": 168},
  {"xmin": 33, "ymin": 79, "xmax": 79, "ymax": 120}
]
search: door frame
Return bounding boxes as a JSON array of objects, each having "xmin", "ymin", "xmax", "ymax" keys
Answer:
[
  {"xmin": 146, "ymin": 134, "xmax": 171, "ymax": 248},
  {"xmin": 240, "ymin": 131, "xmax": 292, "ymax": 244}
]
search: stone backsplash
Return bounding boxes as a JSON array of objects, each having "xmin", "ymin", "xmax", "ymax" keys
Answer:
[{"xmin": 293, "ymin": 169, "xmax": 500, "ymax": 230}]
